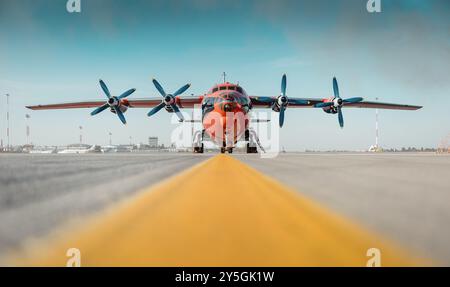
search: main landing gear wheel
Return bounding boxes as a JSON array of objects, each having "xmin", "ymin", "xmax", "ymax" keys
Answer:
[
  {"xmin": 194, "ymin": 143, "xmax": 204, "ymax": 153},
  {"xmin": 227, "ymin": 148, "xmax": 233, "ymax": 154},
  {"xmin": 245, "ymin": 129, "xmax": 258, "ymax": 154},
  {"xmin": 246, "ymin": 144, "xmax": 258, "ymax": 154},
  {"xmin": 193, "ymin": 130, "xmax": 205, "ymax": 153},
  {"xmin": 220, "ymin": 147, "xmax": 226, "ymax": 154}
]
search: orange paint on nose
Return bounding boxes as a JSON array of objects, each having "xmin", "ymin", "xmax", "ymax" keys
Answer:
[{"xmin": 202, "ymin": 104, "xmax": 249, "ymax": 145}]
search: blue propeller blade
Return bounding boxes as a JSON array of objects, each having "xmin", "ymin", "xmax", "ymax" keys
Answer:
[
  {"xmin": 152, "ymin": 79, "xmax": 166, "ymax": 97},
  {"xmin": 279, "ymin": 106, "xmax": 285, "ymax": 127},
  {"xmin": 343, "ymin": 97, "xmax": 363, "ymax": 104},
  {"xmin": 281, "ymin": 74, "xmax": 287, "ymax": 96},
  {"xmin": 147, "ymin": 102, "xmax": 166, "ymax": 117},
  {"xmin": 91, "ymin": 103, "xmax": 109, "ymax": 116},
  {"xmin": 333, "ymin": 77, "xmax": 340, "ymax": 99},
  {"xmin": 118, "ymin": 88, "xmax": 136, "ymax": 99},
  {"xmin": 338, "ymin": 107, "xmax": 344, "ymax": 128},
  {"xmin": 170, "ymin": 104, "xmax": 185, "ymax": 122},
  {"xmin": 173, "ymin": 84, "xmax": 191, "ymax": 97},
  {"xmin": 99, "ymin": 79, "xmax": 111, "ymax": 98},
  {"xmin": 114, "ymin": 106, "xmax": 127, "ymax": 124}
]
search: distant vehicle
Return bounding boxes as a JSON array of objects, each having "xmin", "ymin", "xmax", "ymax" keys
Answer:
[
  {"xmin": 29, "ymin": 148, "xmax": 57, "ymax": 154},
  {"xmin": 101, "ymin": 145, "xmax": 118, "ymax": 153},
  {"xmin": 27, "ymin": 76, "xmax": 422, "ymax": 154},
  {"xmin": 58, "ymin": 144, "xmax": 101, "ymax": 154}
]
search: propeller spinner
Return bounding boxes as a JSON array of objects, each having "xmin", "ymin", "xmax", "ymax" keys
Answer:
[
  {"xmin": 90, "ymin": 79, "xmax": 136, "ymax": 124},
  {"xmin": 314, "ymin": 77, "xmax": 363, "ymax": 128},
  {"xmin": 147, "ymin": 79, "xmax": 190, "ymax": 122}
]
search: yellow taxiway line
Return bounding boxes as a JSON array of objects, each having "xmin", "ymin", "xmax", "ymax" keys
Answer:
[{"xmin": 17, "ymin": 154, "xmax": 420, "ymax": 266}]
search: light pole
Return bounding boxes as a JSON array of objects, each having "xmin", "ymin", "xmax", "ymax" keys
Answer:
[
  {"xmin": 375, "ymin": 97, "xmax": 379, "ymax": 149},
  {"xmin": 109, "ymin": 132, "xmax": 112, "ymax": 146},
  {"xmin": 25, "ymin": 114, "xmax": 31, "ymax": 145},
  {"xmin": 6, "ymin": 94, "xmax": 10, "ymax": 151},
  {"xmin": 79, "ymin": 126, "xmax": 83, "ymax": 144}
]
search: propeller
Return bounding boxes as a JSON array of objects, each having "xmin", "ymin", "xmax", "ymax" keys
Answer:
[
  {"xmin": 257, "ymin": 74, "xmax": 309, "ymax": 128},
  {"xmin": 314, "ymin": 77, "xmax": 363, "ymax": 128},
  {"xmin": 148, "ymin": 78, "xmax": 190, "ymax": 122},
  {"xmin": 90, "ymin": 79, "xmax": 136, "ymax": 124},
  {"xmin": 278, "ymin": 74, "xmax": 287, "ymax": 128}
]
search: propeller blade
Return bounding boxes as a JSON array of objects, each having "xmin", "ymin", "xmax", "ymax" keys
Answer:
[
  {"xmin": 118, "ymin": 88, "xmax": 136, "ymax": 99},
  {"xmin": 281, "ymin": 74, "xmax": 287, "ymax": 96},
  {"xmin": 91, "ymin": 103, "xmax": 109, "ymax": 116},
  {"xmin": 170, "ymin": 104, "xmax": 185, "ymax": 122},
  {"xmin": 173, "ymin": 83, "xmax": 191, "ymax": 97},
  {"xmin": 338, "ymin": 107, "xmax": 344, "ymax": 128},
  {"xmin": 314, "ymin": 102, "xmax": 334, "ymax": 108},
  {"xmin": 343, "ymin": 97, "xmax": 363, "ymax": 104},
  {"xmin": 288, "ymin": 98, "xmax": 310, "ymax": 105},
  {"xmin": 99, "ymin": 79, "xmax": 111, "ymax": 98},
  {"xmin": 147, "ymin": 102, "xmax": 166, "ymax": 117},
  {"xmin": 279, "ymin": 106, "xmax": 286, "ymax": 127},
  {"xmin": 152, "ymin": 79, "xmax": 166, "ymax": 97},
  {"xmin": 114, "ymin": 107, "xmax": 127, "ymax": 124},
  {"xmin": 333, "ymin": 77, "xmax": 340, "ymax": 99}
]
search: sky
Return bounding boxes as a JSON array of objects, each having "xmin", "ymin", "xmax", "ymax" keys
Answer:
[{"xmin": 0, "ymin": 0, "xmax": 449, "ymax": 150}]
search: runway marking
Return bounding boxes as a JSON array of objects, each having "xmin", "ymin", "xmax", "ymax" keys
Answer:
[{"xmin": 17, "ymin": 154, "xmax": 421, "ymax": 266}]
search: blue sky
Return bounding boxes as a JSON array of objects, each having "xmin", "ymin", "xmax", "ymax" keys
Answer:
[{"xmin": 0, "ymin": 0, "xmax": 449, "ymax": 150}]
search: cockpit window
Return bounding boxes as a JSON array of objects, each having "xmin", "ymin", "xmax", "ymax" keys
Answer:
[
  {"xmin": 236, "ymin": 87, "xmax": 243, "ymax": 93},
  {"xmin": 219, "ymin": 86, "xmax": 227, "ymax": 91},
  {"xmin": 227, "ymin": 86, "xmax": 236, "ymax": 91},
  {"xmin": 212, "ymin": 87, "xmax": 218, "ymax": 93},
  {"xmin": 203, "ymin": 97, "xmax": 215, "ymax": 106}
]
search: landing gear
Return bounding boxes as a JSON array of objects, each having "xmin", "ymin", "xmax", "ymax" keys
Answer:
[
  {"xmin": 194, "ymin": 143, "xmax": 204, "ymax": 153},
  {"xmin": 245, "ymin": 129, "xmax": 258, "ymax": 154},
  {"xmin": 220, "ymin": 147, "xmax": 226, "ymax": 154},
  {"xmin": 246, "ymin": 144, "xmax": 258, "ymax": 154},
  {"xmin": 193, "ymin": 130, "xmax": 205, "ymax": 153}
]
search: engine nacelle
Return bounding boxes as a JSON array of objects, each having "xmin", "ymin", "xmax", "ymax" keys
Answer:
[
  {"xmin": 323, "ymin": 106, "xmax": 338, "ymax": 114},
  {"xmin": 110, "ymin": 99, "xmax": 129, "ymax": 114},
  {"xmin": 164, "ymin": 105, "xmax": 174, "ymax": 113},
  {"xmin": 271, "ymin": 95, "xmax": 288, "ymax": 112}
]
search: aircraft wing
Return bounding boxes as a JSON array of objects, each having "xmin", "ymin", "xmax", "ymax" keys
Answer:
[
  {"xmin": 250, "ymin": 96, "xmax": 422, "ymax": 110},
  {"xmin": 26, "ymin": 97, "xmax": 204, "ymax": 110},
  {"xmin": 342, "ymin": 101, "xmax": 422, "ymax": 110}
]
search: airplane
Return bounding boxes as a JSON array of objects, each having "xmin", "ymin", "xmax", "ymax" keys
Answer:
[{"xmin": 26, "ymin": 75, "xmax": 422, "ymax": 154}]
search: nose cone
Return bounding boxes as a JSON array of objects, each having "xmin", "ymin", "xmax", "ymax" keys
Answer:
[
  {"xmin": 108, "ymin": 97, "xmax": 117, "ymax": 106},
  {"xmin": 202, "ymin": 103, "xmax": 249, "ymax": 145}
]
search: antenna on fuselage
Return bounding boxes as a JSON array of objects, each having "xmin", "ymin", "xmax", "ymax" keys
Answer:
[{"xmin": 222, "ymin": 72, "xmax": 226, "ymax": 83}]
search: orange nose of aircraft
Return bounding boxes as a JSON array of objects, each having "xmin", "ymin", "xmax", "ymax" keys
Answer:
[{"xmin": 203, "ymin": 102, "xmax": 249, "ymax": 144}]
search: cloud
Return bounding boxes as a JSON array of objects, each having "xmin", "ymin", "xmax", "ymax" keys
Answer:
[{"xmin": 254, "ymin": 0, "xmax": 450, "ymax": 95}]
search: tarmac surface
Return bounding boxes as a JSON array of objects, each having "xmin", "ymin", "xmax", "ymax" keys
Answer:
[{"xmin": 0, "ymin": 152, "xmax": 449, "ymax": 265}]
